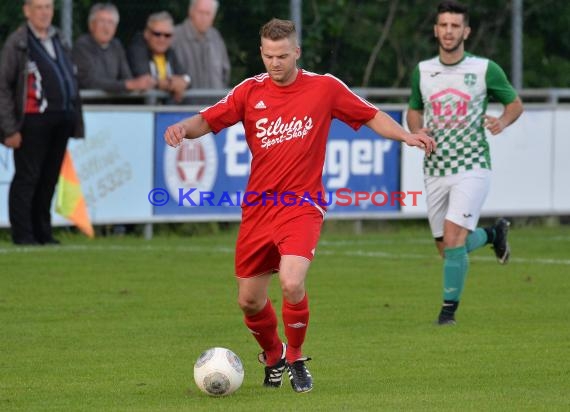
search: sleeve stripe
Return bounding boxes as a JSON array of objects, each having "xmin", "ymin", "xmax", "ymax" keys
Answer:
[
  {"xmin": 321, "ymin": 72, "xmax": 377, "ymax": 109},
  {"xmin": 200, "ymin": 73, "xmax": 269, "ymax": 113}
]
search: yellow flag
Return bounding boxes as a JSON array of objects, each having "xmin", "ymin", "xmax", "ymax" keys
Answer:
[{"xmin": 55, "ymin": 150, "xmax": 95, "ymax": 238}]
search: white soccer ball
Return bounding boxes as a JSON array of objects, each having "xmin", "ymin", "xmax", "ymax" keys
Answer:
[{"xmin": 193, "ymin": 347, "xmax": 244, "ymax": 396}]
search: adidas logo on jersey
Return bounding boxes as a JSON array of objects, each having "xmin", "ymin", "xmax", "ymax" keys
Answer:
[{"xmin": 254, "ymin": 100, "xmax": 267, "ymax": 109}]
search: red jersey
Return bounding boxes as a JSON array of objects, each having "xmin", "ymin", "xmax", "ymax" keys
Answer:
[{"xmin": 201, "ymin": 69, "xmax": 378, "ymax": 205}]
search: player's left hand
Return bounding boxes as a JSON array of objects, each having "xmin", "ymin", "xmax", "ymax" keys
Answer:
[
  {"xmin": 483, "ymin": 115, "xmax": 505, "ymax": 135},
  {"xmin": 403, "ymin": 132, "xmax": 436, "ymax": 156}
]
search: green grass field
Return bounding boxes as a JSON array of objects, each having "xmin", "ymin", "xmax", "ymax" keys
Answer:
[{"xmin": 1, "ymin": 222, "xmax": 569, "ymax": 411}]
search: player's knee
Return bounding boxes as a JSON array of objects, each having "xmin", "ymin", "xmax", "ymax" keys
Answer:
[
  {"xmin": 280, "ymin": 279, "xmax": 305, "ymax": 303},
  {"xmin": 443, "ymin": 236, "xmax": 465, "ymax": 249},
  {"xmin": 237, "ymin": 296, "xmax": 264, "ymax": 315}
]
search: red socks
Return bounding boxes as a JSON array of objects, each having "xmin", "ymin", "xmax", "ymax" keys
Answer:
[
  {"xmin": 244, "ymin": 299, "xmax": 282, "ymax": 365},
  {"xmin": 282, "ymin": 294, "xmax": 309, "ymax": 363},
  {"xmin": 244, "ymin": 294, "xmax": 310, "ymax": 365}
]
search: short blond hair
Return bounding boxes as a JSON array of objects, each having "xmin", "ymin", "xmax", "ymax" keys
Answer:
[{"xmin": 259, "ymin": 18, "xmax": 297, "ymax": 43}]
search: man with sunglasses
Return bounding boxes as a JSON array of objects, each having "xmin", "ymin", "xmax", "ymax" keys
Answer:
[
  {"xmin": 72, "ymin": 2, "xmax": 155, "ymax": 93},
  {"xmin": 128, "ymin": 11, "xmax": 191, "ymax": 104}
]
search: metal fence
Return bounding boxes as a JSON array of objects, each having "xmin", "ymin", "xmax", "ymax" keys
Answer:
[{"xmin": 79, "ymin": 88, "xmax": 570, "ymax": 106}]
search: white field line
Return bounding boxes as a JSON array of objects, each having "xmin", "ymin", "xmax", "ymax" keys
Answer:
[
  {"xmin": 320, "ymin": 249, "xmax": 570, "ymax": 266},
  {"xmin": 1, "ymin": 243, "xmax": 569, "ymax": 266}
]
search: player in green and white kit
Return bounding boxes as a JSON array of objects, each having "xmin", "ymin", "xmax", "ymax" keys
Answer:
[{"xmin": 407, "ymin": 0, "xmax": 524, "ymax": 325}]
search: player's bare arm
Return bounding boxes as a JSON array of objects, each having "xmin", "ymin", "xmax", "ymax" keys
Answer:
[
  {"xmin": 163, "ymin": 114, "xmax": 212, "ymax": 147},
  {"xmin": 406, "ymin": 108, "xmax": 432, "ymax": 136},
  {"xmin": 367, "ymin": 111, "xmax": 436, "ymax": 155},
  {"xmin": 483, "ymin": 96, "xmax": 524, "ymax": 135},
  {"xmin": 406, "ymin": 109, "xmax": 424, "ymax": 132}
]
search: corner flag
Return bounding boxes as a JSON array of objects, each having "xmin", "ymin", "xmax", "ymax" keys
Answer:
[{"xmin": 55, "ymin": 150, "xmax": 95, "ymax": 238}]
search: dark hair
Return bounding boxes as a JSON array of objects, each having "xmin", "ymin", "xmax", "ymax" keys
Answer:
[
  {"xmin": 260, "ymin": 18, "xmax": 297, "ymax": 42},
  {"xmin": 437, "ymin": 1, "xmax": 469, "ymax": 25}
]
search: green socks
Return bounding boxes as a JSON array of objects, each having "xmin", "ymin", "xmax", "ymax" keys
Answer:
[
  {"xmin": 439, "ymin": 228, "xmax": 493, "ymax": 321},
  {"xmin": 443, "ymin": 245, "xmax": 469, "ymax": 302},
  {"xmin": 465, "ymin": 228, "xmax": 488, "ymax": 253}
]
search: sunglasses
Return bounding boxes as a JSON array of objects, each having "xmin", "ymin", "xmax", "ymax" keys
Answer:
[{"xmin": 149, "ymin": 30, "xmax": 173, "ymax": 38}]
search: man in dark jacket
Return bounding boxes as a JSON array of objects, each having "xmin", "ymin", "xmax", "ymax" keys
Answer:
[
  {"xmin": 72, "ymin": 2, "xmax": 155, "ymax": 93},
  {"xmin": 128, "ymin": 11, "xmax": 191, "ymax": 103},
  {"xmin": 0, "ymin": 0, "xmax": 84, "ymax": 245}
]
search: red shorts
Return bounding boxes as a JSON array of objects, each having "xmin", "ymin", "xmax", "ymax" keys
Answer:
[{"xmin": 235, "ymin": 202, "xmax": 324, "ymax": 278}]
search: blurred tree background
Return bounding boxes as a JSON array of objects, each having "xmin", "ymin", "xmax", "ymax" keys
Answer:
[{"xmin": 1, "ymin": 0, "xmax": 568, "ymax": 89}]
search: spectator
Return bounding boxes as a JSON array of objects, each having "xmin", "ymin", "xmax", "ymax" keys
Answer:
[
  {"xmin": 173, "ymin": 0, "xmax": 230, "ymax": 100},
  {"xmin": 0, "ymin": 0, "xmax": 84, "ymax": 245},
  {"xmin": 72, "ymin": 2, "xmax": 155, "ymax": 93},
  {"xmin": 128, "ymin": 11, "xmax": 191, "ymax": 103}
]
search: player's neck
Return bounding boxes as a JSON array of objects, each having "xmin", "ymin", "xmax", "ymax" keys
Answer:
[
  {"xmin": 271, "ymin": 67, "xmax": 299, "ymax": 87},
  {"xmin": 439, "ymin": 47, "xmax": 465, "ymax": 66},
  {"xmin": 286, "ymin": 68, "xmax": 299, "ymax": 85}
]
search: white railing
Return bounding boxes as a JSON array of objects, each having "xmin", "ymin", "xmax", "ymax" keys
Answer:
[{"xmin": 79, "ymin": 88, "xmax": 570, "ymax": 105}]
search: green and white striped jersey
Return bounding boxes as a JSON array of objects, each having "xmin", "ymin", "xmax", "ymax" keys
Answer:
[{"xmin": 409, "ymin": 53, "xmax": 518, "ymax": 176}]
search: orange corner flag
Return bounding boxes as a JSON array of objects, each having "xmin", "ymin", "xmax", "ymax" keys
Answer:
[{"xmin": 56, "ymin": 150, "xmax": 95, "ymax": 238}]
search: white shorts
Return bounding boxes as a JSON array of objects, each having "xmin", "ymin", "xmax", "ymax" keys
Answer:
[{"xmin": 424, "ymin": 169, "xmax": 492, "ymax": 238}]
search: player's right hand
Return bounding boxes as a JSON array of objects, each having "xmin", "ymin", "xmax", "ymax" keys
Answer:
[
  {"xmin": 404, "ymin": 131, "xmax": 436, "ymax": 156},
  {"xmin": 417, "ymin": 127, "xmax": 432, "ymax": 136},
  {"xmin": 164, "ymin": 123, "xmax": 187, "ymax": 147}
]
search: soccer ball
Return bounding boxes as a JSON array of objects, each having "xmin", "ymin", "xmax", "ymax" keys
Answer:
[{"xmin": 193, "ymin": 347, "xmax": 244, "ymax": 396}]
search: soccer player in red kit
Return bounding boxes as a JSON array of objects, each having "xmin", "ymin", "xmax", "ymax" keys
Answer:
[{"xmin": 164, "ymin": 18, "xmax": 436, "ymax": 393}]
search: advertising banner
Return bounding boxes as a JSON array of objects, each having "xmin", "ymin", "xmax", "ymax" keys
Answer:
[
  {"xmin": 3, "ymin": 107, "xmax": 564, "ymax": 229},
  {"xmin": 153, "ymin": 112, "xmax": 403, "ymax": 219}
]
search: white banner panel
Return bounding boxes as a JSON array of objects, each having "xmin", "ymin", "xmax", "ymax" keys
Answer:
[
  {"xmin": 485, "ymin": 109, "xmax": 553, "ymax": 214},
  {"xmin": 0, "ymin": 147, "xmax": 14, "ymax": 226},
  {"xmin": 0, "ymin": 111, "xmax": 154, "ymax": 227},
  {"xmin": 400, "ymin": 133, "xmax": 428, "ymax": 217},
  {"xmin": 54, "ymin": 111, "xmax": 154, "ymax": 224},
  {"xmin": 553, "ymin": 109, "xmax": 570, "ymax": 212}
]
